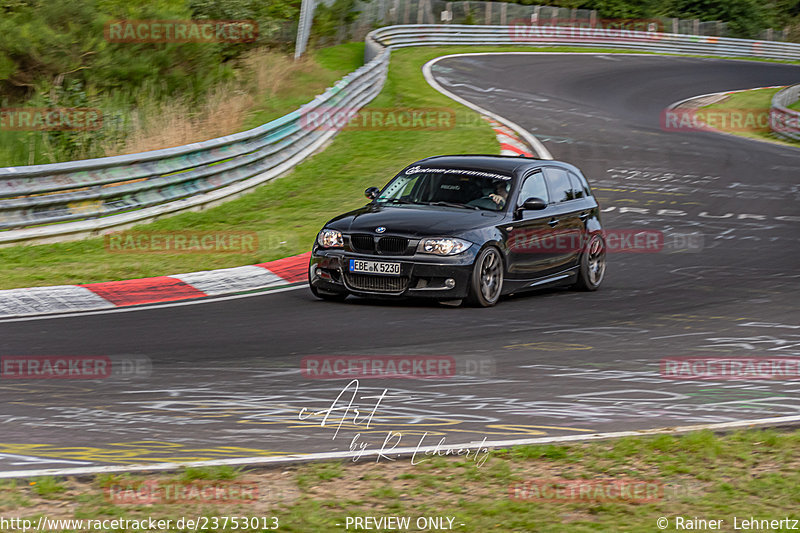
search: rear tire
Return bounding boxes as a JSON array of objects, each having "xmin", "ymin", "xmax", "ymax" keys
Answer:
[
  {"xmin": 573, "ymin": 233, "xmax": 606, "ymax": 291},
  {"xmin": 466, "ymin": 246, "xmax": 504, "ymax": 307}
]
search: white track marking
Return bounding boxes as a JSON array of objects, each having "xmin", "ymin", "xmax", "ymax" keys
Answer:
[
  {"xmin": 422, "ymin": 54, "xmax": 553, "ymax": 159},
  {"xmin": 3, "ymin": 414, "xmax": 800, "ymax": 479}
]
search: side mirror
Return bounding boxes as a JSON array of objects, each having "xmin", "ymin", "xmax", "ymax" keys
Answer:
[
  {"xmin": 521, "ymin": 197, "xmax": 547, "ymax": 210},
  {"xmin": 365, "ymin": 187, "xmax": 380, "ymax": 200}
]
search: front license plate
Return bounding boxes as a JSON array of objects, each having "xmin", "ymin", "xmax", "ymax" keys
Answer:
[{"xmin": 349, "ymin": 259, "xmax": 401, "ymax": 276}]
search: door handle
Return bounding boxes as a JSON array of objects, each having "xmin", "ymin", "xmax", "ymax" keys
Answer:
[
  {"xmin": 548, "ymin": 218, "xmax": 559, "ymax": 227},
  {"xmin": 579, "ymin": 212, "xmax": 590, "ymax": 220}
]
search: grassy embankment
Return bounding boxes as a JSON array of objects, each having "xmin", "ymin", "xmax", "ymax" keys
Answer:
[{"xmin": 1, "ymin": 429, "xmax": 798, "ymax": 531}]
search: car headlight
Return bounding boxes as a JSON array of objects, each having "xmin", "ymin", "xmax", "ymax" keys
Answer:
[
  {"xmin": 417, "ymin": 237, "xmax": 472, "ymax": 256},
  {"xmin": 317, "ymin": 229, "xmax": 343, "ymax": 248}
]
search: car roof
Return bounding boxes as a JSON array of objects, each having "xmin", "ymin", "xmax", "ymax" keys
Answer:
[{"xmin": 411, "ymin": 154, "xmax": 574, "ymax": 177}]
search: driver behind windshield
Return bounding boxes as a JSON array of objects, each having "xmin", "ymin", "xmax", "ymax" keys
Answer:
[
  {"xmin": 468, "ymin": 180, "xmax": 509, "ymax": 210},
  {"xmin": 489, "ymin": 181, "xmax": 509, "ymax": 207}
]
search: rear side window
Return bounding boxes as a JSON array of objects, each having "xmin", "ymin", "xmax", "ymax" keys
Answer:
[
  {"xmin": 517, "ymin": 171, "xmax": 549, "ymax": 205},
  {"xmin": 569, "ymin": 170, "xmax": 592, "ymax": 198},
  {"xmin": 544, "ymin": 167, "xmax": 576, "ymax": 203}
]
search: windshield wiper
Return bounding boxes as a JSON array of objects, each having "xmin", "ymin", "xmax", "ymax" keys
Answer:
[{"xmin": 424, "ymin": 201, "xmax": 480, "ymax": 210}]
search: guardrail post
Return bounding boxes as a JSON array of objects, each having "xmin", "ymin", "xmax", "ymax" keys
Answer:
[{"xmin": 295, "ymin": 0, "xmax": 316, "ymax": 59}]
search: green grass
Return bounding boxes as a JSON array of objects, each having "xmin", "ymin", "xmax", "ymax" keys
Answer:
[
  {"xmin": 240, "ymin": 43, "xmax": 366, "ymax": 130},
  {"xmin": 699, "ymin": 86, "xmax": 800, "ymax": 147},
  {"xmin": 27, "ymin": 476, "xmax": 67, "ymax": 498},
  {"xmin": 2, "ymin": 45, "xmax": 796, "ymax": 290},
  {"xmin": 1, "ymin": 429, "xmax": 799, "ymax": 531},
  {"xmin": 177, "ymin": 465, "xmax": 243, "ymax": 482}
]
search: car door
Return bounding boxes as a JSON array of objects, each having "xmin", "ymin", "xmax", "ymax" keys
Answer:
[
  {"xmin": 541, "ymin": 166, "xmax": 585, "ymax": 274},
  {"xmin": 505, "ymin": 170, "xmax": 556, "ymax": 280}
]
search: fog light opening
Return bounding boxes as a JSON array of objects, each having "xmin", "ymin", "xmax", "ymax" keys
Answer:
[{"xmin": 445, "ymin": 278, "xmax": 456, "ymax": 289}]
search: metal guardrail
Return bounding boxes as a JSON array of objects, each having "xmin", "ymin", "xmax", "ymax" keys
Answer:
[
  {"xmin": 3, "ymin": 24, "xmax": 798, "ymax": 244},
  {"xmin": 0, "ymin": 49, "xmax": 389, "ymax": 244},
  {"xmin": 367, "ymin": 24, "xmax": 800, "ymax": 61},
  {"xmin": 770, "ymin": 84, "xmax": 800, "ymax": 141}
]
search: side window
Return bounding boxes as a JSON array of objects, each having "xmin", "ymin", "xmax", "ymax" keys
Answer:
[
  {"xmin": 567, "ymin": 173, "xmax": 584, "ymax": 199},
  {"xmin": 544, "ymin": 167, "xmax": 576, "ymax": 203},
  {"xmin": 569, "ymin": 170, "xmax": 591, "ymax": 198},
  {"xmin": 517, "ymin": 171, "xmax": 549, "ymax": 205}
]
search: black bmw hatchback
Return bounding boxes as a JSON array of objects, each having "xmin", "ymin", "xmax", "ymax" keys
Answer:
[{"xmin": 309, "ymin": 155, "xmax": 606, "ymax": 307}]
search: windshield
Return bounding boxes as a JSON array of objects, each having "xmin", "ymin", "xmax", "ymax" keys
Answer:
[{"xmin": 377, "ymin": 166, "xmax": 513, "ymax": 211}]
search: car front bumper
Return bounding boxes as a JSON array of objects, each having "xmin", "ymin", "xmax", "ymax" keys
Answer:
[{"xmin": 309, "ymin": 246, "xmax": 477, "ymax": 299}]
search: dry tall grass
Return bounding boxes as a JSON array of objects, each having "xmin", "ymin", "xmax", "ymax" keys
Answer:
[{"xmin": 108, "ymin": 50, "xmax": 316, "ymax": 156}]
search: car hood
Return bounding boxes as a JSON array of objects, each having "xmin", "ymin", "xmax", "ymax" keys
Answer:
[{"xmin": 325, "ymin": 204, "xmax": 501, "ymax": 237}]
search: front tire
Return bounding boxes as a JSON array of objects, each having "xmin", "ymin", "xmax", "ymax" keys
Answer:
[
  {"xmin": 573, "ymin": 233, "xmax": 606, "ymax": 291},
  {"xmin": 466, "ymin": 246, "xmax": 504, "ymax": 307}
]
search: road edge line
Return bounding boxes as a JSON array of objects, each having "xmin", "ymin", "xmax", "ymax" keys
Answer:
[
  {"xmin": 4, "ymin": 414, "xmax": 800, "ymax": 479},
  {"xmin": 422, "ymin": 54, "xmax": 553, "ymax": 160}
]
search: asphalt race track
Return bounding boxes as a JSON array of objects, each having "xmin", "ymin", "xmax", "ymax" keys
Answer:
[{"xmin": 1, "ymin": 54, "xmax": 799, "ymax": 472}]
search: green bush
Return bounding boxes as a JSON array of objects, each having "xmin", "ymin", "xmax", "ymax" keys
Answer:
[{"xmin": 0, "ymin": 0, "xmax": 303, "ymax": 165}]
